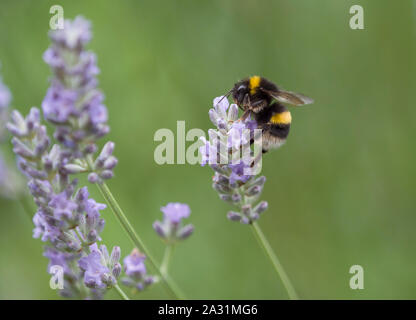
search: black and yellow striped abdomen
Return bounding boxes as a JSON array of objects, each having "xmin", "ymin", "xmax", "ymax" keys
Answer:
[{"xmin": 254, "ymin": 102, "xmax": 291, "ymax": 152}]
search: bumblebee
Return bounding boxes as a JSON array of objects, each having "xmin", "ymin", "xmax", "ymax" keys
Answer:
[{"xmin": 231, "ymin": 76, "xmax": 314, "ymax": 153}]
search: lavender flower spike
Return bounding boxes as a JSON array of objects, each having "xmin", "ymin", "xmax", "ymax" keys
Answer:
[
  {"xmin": 42, "ymin": 15, "xmax": 117, "ymax": 181},
  {"xmin": 153, "ymin": 203, "xmax": 194, "ymax": 242},
  {"xmin": 7, "ymin": 106, "xmax": 121, "ymax": 299},
  {"xmin": 201, "ymin": 95, "xmax": 299, "ymax": 299},
  {"xmin": 121, "ymin": 248, "xmax": 155, "ymax": 292},
  {"xmin": 199, "ymin": 96, "xmax": 267, "ymax": 224}
]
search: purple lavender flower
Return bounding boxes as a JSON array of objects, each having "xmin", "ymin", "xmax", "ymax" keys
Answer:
[
  {"xmin": 49, "ymin": 16, "xmax": 92, "ymax": 49},
  {"xmin": 78, "ymin": 243, "xmax": 121, "ymax": 289},
  {"xmin": 161, "ymin": 203, "xmax": 190, "ymax": 224},
  {"xmin": 200, "ymin": 96, "xmax": 268, "ymax": 224},
  {"xmin": 123, "ymin": 248, "xmax": 147, "ymax": 277},
  {"xmin": 7, "ymin": 106, "xmax": 118, "ymax": 298},
  {"xmin": 5, "ymin": 16, "xmax": 125, "ymax": 300},
  {"xmin": 42, "ymin": 85, "xmax": 77, "ymax": 123},
  {"xmin": 121, "ymin": 249, "xmax": 155, "ymax": 291},
  {"xmin": 153, "ymin": 203, "xmax": 194, "ymax": 242},
  {"xmin": 42, "ymin": 15, "xmax": 117, "ymax": 182},
  {"xmin": 79, "ymin": 250, "xmax": 109, "ymax": 289},
  {"xmin": 87, "ymin": 141, "xmax": 117, "ymax": 183}
]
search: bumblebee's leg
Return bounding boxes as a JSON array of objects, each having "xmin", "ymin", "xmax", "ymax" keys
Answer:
[
  {"xmin": 239, "ymin": 109, "xmax": 251, "ymax": 122},
  {"xmin": 242, "ymin": 93, "xmax": 251, "ymax": 110}
]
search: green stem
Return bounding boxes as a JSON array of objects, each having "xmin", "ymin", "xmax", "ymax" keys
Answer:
[
  {"xmin": 161, "ymin": 245, "xmax": 174, "ymax": 276},
  {"xmin": 251, "ymin": 221, "xmax": 299, "ymax": 300},
  {"xmin": 114, "ymin": 284, "xmax": 130, "ymax": 300},
  {"xmin": 86, "ymin": 158, "xmax": 185, "ymax": 299}
]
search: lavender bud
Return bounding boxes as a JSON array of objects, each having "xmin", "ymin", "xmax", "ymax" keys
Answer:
[
  {"xmin": 97, "ymin": 218, "xmax": 105, "ymax": 233},
  {"xmin": 86, "ymin": 213, "xmax": 97, "ymax": 228},
  {"xmin": 110, "ymin": 246, "xmax": 121, "ymax": 266},
  {"xmin": 87, "ymin": 230, "xmax": 98, "ymax": 243},
  {"xmin": 245, "ymin": 185, "xmax": 262, "ymax": 197},
  {"xmin": 11, "ymin": 137, "xmax": 35, "ymax": 158},
  {"xmin": 7, "ymin": 111, "xmax": 26, "ymax": 136},
  {"xmin": 212, "ymin": 182, "xmax": 231, "ymax": 194},
  {"xmin": 227, "ymin": 211, "xmax": 242, "ymax": 222},
  {"xmin": 25, "ymin": 166, "xmax": 48, "ymax": 180},
  {"xmin": 103, "ymin": 156, "xmax": 118, "ymax": 170},
  {"xmin": 241, "ymin": 217, "xmax": 250, "ymax": 224},
  {"xmin": 144, "ymin": 276, "xmax": 155, "ymax": 286},
  {"xmin": 100, "ymin": 170, "xmax": 113, "ymax": 180},
  {"xmin": 153, "ymin": 221, "xmax": 166, "ymax": 238},
  {"xmin": 208, "ymin": 109, "xmax": 219, "ymax": 126},
  {"xmin": 249, "ymin": 176, "xmax": 266, "ymax": 188},
  {"xmin": 177, "ymin": 224, "xmax": 194, "ymax": 240},
  {"xmin": 228, "ymin": 104, "xmax": 239, "ymax": 121},
  {"xmin": 84, "ymin": 143, "xmax": 98, "ymax": 154},
  {"xmin": 98, "ymin": 141, "xmax": 114, "ymax": 160},
  {"xmin": 231, "ymin": 193, "xmax": 242, "ymax": 203},
  {"xmin": 88, "ymin": 172, "xmax": 100, "ymax": 183},
  {"xmin": 101, "ymin": 273, "xmax": 116, "ymax": 287},
  {"xmin": 219, "ymin": 194, "xmax": 232, "ymax": 203},
  {"xmin": 112, "ymin": 262, "xmax": 122, "ymax": 278},
  {"xmin": 253, "ymin": 201, "xmax": 268, "ymax": 215},
  {"xmin": 217, "ymin": 119, "xmax": 227, "ymax": 130},
  {"xmin": 63, "ymin": 163, "xmax": 87, "ymax": 174},
  {"xmin": 214, "ymin": 173, "xmax": 229, "ymax": 186}
]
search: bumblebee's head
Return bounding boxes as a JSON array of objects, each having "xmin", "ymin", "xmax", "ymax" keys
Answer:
[{"xmin": 232, "ymin": 82, "xmax": 249, "ymax": 106}]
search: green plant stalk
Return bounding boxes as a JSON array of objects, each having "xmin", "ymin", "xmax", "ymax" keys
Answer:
[
  {"xmin": 86, "ymin": 158, "xmax": 185, "ymax": 299},
  {"xmin": 161, "ymin": 245, "xmax": 174, "ymax": 276},
  {"xmin": 114, "ymin": 284, "xmax": 130, "ymax": 300},
  {"xmin": 250, "ymin": 221, "xmax": 299, "ymax": 300}
]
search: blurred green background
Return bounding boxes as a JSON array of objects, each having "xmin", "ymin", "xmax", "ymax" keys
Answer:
[{"xmin": 0, "ymin": 0, "xmax": 415, "ymax": 299}]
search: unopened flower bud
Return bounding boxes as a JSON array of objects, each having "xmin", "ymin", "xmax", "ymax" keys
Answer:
[
  {"xmin": 228, "ymin": 104, "xmax": 239, "ymax": 121},
  {"xmin": 110, "ymin": 246, "xmax": 121, "ymax": 266},
  {"xmin": 253, "ymin": 201, "xmax": 268, "ymax": 215},
  {"xmin": 245, "ymin": 185, "xmax": 262, "ymax": 197},
  {"xmin": 100, "ymin": 170, "xmax": 113, "ymax": 180},
  {"xmin": 178, "ymin": 224, "xmax": 194, "ymax": 240},
  {"xmin": 231, "ymin": 193, "xmax": 242, "ymax": 203},
  {"xmin": 63, "ymin": 163, "xmax": 87, "ymax": 174},
  {"xmin": 112, "ymin": 262, "xmax": 122, "ymax": 278},
  {"xmin": 87, "ymin": 230, "xmax": 98, "ymax": 243},
  {"xmin": 88, "ymin": 172, "xmax": 100, "ymax": 183},
  {"xmin": 227, "ymin": 211, "xmax": 241, "ymax": 222},
  {"xmin": 153, "ymin": 221, "xmax": 166, "ymax": 238}
]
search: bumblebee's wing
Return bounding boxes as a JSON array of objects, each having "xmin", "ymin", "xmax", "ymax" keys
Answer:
[{"xmin": 261, "ymin": 88, "xmax": 314, "ymax": 106}]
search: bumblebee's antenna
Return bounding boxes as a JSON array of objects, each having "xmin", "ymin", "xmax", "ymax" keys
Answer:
[{"xmin": 214, "ymin": 89, "xmax": 233, "ymax": 107}]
